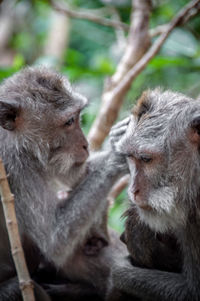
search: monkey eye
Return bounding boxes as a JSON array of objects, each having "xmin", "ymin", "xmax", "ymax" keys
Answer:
[
  {"xmin": 140, "ymin": 156, "xmax": 152, "ymax": 163},
  {"xmin": 65, "ymin": 117, "xmax": 75, "ymax": 127}
]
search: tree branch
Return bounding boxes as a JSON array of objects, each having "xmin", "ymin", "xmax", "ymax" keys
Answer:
[
  {"xmin": 88, "ymin": 0, "xmax": 152, "ymax": 150},
  {"xmin": 50, "ymin": 0, "xmax": 129, "ymax": 31},
  {"xmin": 0, "ymin": 159, "xmax": 35, "ymax": 301},
  {"xmin": 43, "ymin": 9, "xmax": 70, "ymax": 67},
  {"xmin": 150, "ymin": 2, "xmax": 200, "ymax": 37},
  {"xmin": 150, "ymin": 24, "xmax": 169, "ymax": 38},
  {"xmin": 112, "ymin": 0, "xmax": 200, "ymax": 101},
  {"xmin": 88, "ymin": 0, "xmax": 200, "ymax": 150},
  {"xmin": 49, "ymin": 0, "xmax": 200, "ymax": 39}
]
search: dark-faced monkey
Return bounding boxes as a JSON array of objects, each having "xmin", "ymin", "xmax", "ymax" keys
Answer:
[
  {"xmin": 109, "ymin": 88, "xmax": 200, "ymax": 301},
  {"xmin": 0, "ymin": 66, "xmax": 128, "ymax": 300}
]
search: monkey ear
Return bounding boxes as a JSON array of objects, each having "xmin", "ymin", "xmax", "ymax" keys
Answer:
[
  {"xmin": 190, "ymin": 116, "xmax": 200, "ymax": 143},
  {"xmin": 0, "ymin": 101, "xmax": 20, "ymax": 131}
]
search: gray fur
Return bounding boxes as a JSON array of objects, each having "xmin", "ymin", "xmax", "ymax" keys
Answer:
[
  {"xmin": 0, "ymin": 66, "xmax": 128, "ymax": 299},
  {"xmin": 110, "ymin": 89, "xmax": 200, "ymax": 300}
]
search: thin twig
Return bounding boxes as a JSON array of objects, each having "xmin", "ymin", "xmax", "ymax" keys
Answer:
[
  {"xmin": 110, "ymin": 7, "xmax": 127, "ymax": 47},
  {"xmin": 49, "ymin": 0, "xmax": 200, "ymax": 42},
  {"xmin": 50, "ymin": 0, "xmax": 129, "ymax": 31},
  {"xmin": 50, "ymin": 0, "xmax": 199, "ymax": 38},
  {"xmin": 150, "ymin": 3, "xmax": 200, "ymax": 37},
  {"xmin": 112, "ymin": 0, "xmax": 200, "ymax": 100},
  {"xmin": 43, "ymin": 9, "xmax": 70, "ymax": 67},
  {"xmin": 88, "ymin": 0, "xmax": 200, "ymax": 150},
  {"xmin": 150, "ymin": 24, "xmax": 169, "ymax": 37},
  {"xmin": 0, "ymin": 159, "xmax": 35, "ymax": 301}
]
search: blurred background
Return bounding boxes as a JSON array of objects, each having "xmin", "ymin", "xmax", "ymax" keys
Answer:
[{"xmin": 0, "ymin": 0, "xmax": 200, "ymax": 232}]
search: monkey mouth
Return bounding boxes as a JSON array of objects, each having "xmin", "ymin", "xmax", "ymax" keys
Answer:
[
  {"xmin": 137, "ymin": 203, "xmax": 152, "ymax": 211},
  {"xmin": 133, "ymin": 197, "xmax": 152, "ymax": 211},
  {"xmin": 129, "ymin": 189, "xmax": 152, "ymax": 211}
]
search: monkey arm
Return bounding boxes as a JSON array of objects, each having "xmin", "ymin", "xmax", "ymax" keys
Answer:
[
  {"xmin": 41, "ymin": 282, "xmax": 103, "ymax": 300},
  {"xmin": 17, "ymin": 150, "xmax": 127, "ymax": 267},
  {"xmin": 111, "ymin": 258, "xmax": 192, "ymax": 301},
  {"xmin": 14, "ymin": 150, "xmax": 127, "ymax": 268},
  {"xmin": 0, "ymin": 277, "xmax": 51, "ymax": 301},
  {"xmin": 0, "ymin": 277, "xmax": 22, "ymax": 300},
  {"xmin": 50, "ymin": 151, "xmax": 128, "ymax": 265}
]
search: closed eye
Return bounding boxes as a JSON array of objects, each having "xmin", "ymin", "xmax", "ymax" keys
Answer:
[{"xmin": 140, "ymin": 156, "xmax": 152, "ymax": 163}]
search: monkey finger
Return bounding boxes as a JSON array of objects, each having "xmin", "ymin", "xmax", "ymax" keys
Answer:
[
  {"xmin": 111, "ymin": 116, "xmax": 130, "ymax": 131},
  {"xmin": 109, "ymin": 125, "xmax": 128, "ymax": 138},
  {"xmin": 110, "ymin": 137, "xmax": 121, "ymax": 152},
  {"xmin": 110, "ymin": 138, "xmax": 120, "ymax": 146}
]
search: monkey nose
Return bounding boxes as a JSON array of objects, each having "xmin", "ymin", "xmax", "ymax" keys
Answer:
[
  {"xmin": 132, "ymin": 190, "xmax": 152, "ymax": 210},
  {"xmin": 83, "ymin": 144, "xmax": 88, "ymax": 152},
  {"xmin": 83, "ymin": 144, "xmax": 89, "ymax": 157},
  {"xmin": 75, "ymin": 145, "xmax": 89, "ymax": 166},
  {"xmin": 134, "ymin": 189, "xmax": 140, "ymax": 198}
]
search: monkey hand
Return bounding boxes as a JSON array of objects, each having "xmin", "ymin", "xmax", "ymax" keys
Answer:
[
  {"xmin": 108, "ymin": 117, "xmax": 131, "ymax": 174},
  {"xmin": 109, "ymin": 116, "xmax": 131, "ymax": 152}
]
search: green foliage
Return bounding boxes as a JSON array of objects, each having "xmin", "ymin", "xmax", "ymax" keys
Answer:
[{"xmin": 109, "ymin": 189, "xmax": 128, "ymax": 233}]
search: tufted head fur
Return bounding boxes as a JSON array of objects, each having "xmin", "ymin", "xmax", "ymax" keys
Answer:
[{"xmin": 117, "ymin": 89, "xmax": 200, "ymax": 233}]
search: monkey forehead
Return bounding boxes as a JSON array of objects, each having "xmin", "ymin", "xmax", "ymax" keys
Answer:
[
  {"xmin": 119, "ymin": 134, "xmax": 164, "ymax": 156},
  {"xmin": 117, "ymin": 113, "xmax": 167, "ymax": 154},
  {"xmin": 119, "ymin": 105, "xmax": 199, "ymax": 156},
  {"xmin": 0, "ymin": 66, "xmax": 88, "ymax": 111}
]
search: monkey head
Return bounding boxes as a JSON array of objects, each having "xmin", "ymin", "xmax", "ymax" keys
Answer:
[
  {"xmin": 116, "ymin": 89, "xmax": 200, "ymax": 233},
  {"xmin": 0, "ymin": 67, "xmax": 89, "ymax": 188}
]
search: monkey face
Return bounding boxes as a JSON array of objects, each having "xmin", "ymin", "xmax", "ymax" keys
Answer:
[
  {"xmin": 48, "ymin": 108, "xmax": 89, "ymax": 187},
  {"xmin": 118, "ymin": 89, "xmax": 200, "ymax": 233},
  {"xmin": 0, "ymin": 67, "xmax": 89, "ymax": 188},
  {"xmin": 125, "ymin": 145, "xmax": 186, "ymax": 233}
]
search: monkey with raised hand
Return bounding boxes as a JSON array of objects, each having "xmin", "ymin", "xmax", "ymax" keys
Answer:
[
  {"xmin": 108, "ymin": 113, "xmax": 182, "ymax": 301},
  {"xmin": 0, "ymin": 66, "xmax": 128, "ymax": 300},
  {"xmin": 109, "ymin": 89, "xmax": 200, "ymax": 301}
]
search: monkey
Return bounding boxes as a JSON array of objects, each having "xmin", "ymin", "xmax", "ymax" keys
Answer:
[
  {"xmin": 0, "ymin": 66, "xmax": 128, "ymax": 300},
  {"xmin": 108, "ymin": 88, "xmax": 200, "ymax": 301},
  {"xmin": 106, "ymin": 117, "xmax": 181, "ymax": 301},
  {"xmin": 36, "ymin": 117, "xmax": 132, "ymax": 301},
  {"xmin": 109, "ymin": 115, "xmax": 182, "ymax": 271}
]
